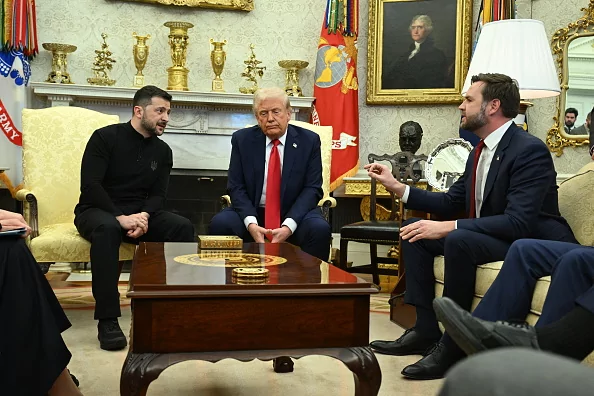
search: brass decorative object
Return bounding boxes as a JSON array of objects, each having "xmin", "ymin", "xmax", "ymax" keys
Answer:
[
  {"xmin": 239, "ymin": 44, "xmax": 266, "ymax": 94},
  {"xmin": 164, "ymin": 21, "xmax": 194, "ymax": 91},
  {"xmin": 87, "ymin": 33, "xmax": 116, "ymax": 86},
  {"xmin": 546, "ymin": 0, "xmax": 594, "ymax": 156},
  {"xmin": 278, "ymin": 60, "xmax": 308, "ymax": 97},
  {"xmin": 197, "ymin": 235, "xmax": 242, "ymax": 249},
  {"xmin": 113, "ymin": 0, "xmax": 254, "ymax": 11},
  {"xmin": 210, "ymin": 39, "xmax": 227, "ymax": 92},
  {"xmin": 132, "ymin": 32, "xmax": 151, "ymax": 87},
  {"xmin": 42, "ymin": 43, "xmax": 77, "ymax": 84}
]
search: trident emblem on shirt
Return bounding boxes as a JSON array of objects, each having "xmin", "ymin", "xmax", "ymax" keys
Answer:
[{"xmin": 151, "ymin": 160, "xmax": 158, "ymax": 171}]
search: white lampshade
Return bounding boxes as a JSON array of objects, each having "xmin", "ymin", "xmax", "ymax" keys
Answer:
[{"xmin": 462, "ymin": 19, "xmax": 559, "ymax": 99}]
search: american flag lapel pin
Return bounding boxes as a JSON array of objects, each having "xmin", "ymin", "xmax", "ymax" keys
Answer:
[
  {"xmin": 293, "ymin": 143, "xmax": 297, "ymax": 148},
  {"xmin": 496, "ymin": 155, "xmax": 500, "ymax": 161}
]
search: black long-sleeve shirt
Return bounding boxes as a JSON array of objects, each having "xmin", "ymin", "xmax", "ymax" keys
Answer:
[{"xmin": 75, "ymin": 121, "xmax": 173, "ymax": 217}]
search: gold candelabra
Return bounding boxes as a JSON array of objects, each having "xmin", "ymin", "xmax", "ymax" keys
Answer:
[
  {"xmin": 132, "ymin": 32, "xmax": 151, "ymax": 87},
  {"xmin": 239, "ymin": 44, "xmax": 266, "ymax": 94},
  {"xmin": 42, "ymin": 43, "xmax": 77, "ymax": 84},
  {"xmin": 210, "ymin": 39, "xmax": 227, "ymax": 92},
  {"xmin": 278, "ymin": 60, "xmax": 309, "ymax": 97},
  {"xmin": 164, "ymin": 21, "xmax": 194, "ymax": 91},
  {"xmin": 87, "ymin": 33, "xmax": 116, "ymax": 86}
]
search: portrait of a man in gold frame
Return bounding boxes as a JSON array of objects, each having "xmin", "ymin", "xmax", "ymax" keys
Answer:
[
  {"xmin": 112, "ymin": 0, "xmax": 254, "ymax": 12},
  {"xmin": 367, "ymin": 0, "xmax": 473, "ymax": 105}
]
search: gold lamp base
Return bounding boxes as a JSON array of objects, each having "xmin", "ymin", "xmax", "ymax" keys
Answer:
[
  {"xmin": 515, "ymin": 100, "xmax": 534, "ymax": 129},
  {"xmin": 167, "ymin": 66, "xmax": 189, "ymax": 91}
]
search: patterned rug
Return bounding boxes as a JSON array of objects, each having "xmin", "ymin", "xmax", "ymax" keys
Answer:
[
  {"xmin": 52, "ymin": 282, "xmax": 130, "ymax": 310},
  {"xmin": 370, "ymin": 294, "xmax": 390, "ymax": 314}
]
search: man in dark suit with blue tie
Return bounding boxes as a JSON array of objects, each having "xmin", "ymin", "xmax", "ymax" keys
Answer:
[
  {"xmin": 209, "ymin": 87, "xmax": 331, "ymax": 261},
  {"xmin": 364, "ymin": 73, "xmax": 577, "ymax": 379}
]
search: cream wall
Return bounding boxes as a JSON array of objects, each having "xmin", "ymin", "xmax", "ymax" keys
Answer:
[{"xmin": 29, "ymin": 0, "xmax": 591, "ymax": 174}]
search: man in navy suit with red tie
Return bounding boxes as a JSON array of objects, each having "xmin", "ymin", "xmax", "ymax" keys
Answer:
[
  {"xmin": 209, "ymin": 87, "xmax": 331, "ymax": 261},
  {"xmin": 364, "ymin": 73, "xmax": 577, "ymax": 379}
]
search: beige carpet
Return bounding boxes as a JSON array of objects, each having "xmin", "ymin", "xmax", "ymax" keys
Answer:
[{"xmin": 62, "ymin": 307, "xmax": 443, "ymax": 396}]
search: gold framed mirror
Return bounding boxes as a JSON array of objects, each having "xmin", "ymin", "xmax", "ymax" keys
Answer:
[{"xmin": 546, "ymin": 1, "xmax": 594, "ymax": 156}]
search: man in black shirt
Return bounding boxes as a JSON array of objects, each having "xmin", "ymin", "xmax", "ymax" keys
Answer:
[{"xmin": 74, "ymin": 85, "xmax": 194, "ymax": 351}]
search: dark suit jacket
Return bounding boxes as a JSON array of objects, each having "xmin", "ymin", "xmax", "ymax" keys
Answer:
[
  {"xmin": 406, "ymin": 124, "xmax": 574, "ymax": 243},
  {"xmin": 227, "ymin": 124, "xmax": 323, "ymax": 225}
]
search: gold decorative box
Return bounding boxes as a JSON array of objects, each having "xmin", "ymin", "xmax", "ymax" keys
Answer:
[
  {"xmin": 197, "ymin": 235, "xmax": 243, "ymax": 249},
  {"xmin": 231, "ymin": 267, "xmax": 269, "ymax": 284}
]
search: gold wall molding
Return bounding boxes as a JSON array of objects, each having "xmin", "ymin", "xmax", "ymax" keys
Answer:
[{"xmin": 113, "ymin": 0, "xmax": 254, "ymax": 11}]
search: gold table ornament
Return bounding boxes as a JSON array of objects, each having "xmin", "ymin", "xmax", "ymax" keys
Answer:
[
  {"xmin": 132, "ymin": 32, "xmax": 151, "ymax": 87},
  {"xmin": 88, "ymin": 33, "xmax": 116, "ymax": 86},
  {"xmin": 42, "ymin": 43, "xmax": 77, "ymax": 84},
  {"xmin": 164, "ymin": 21, "xmax": 194, "ymax": 91},
  {"xmin": 210, "ymin": 39, "xmax": 227, "ymax": 92},
  {"xmin": 239, "ymin": 44, "xmax": 266, "ymax": 94},
  {"xmin": 278, "ymin": 60, "xmax": 309, "ymax": 97}
]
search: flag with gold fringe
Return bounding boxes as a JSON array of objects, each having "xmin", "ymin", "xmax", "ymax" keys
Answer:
[
  {"xmin": 312, "ymin": 0, "xmax": 359, "ymax": 191},
  {"xmin": 0, "ymin": 0, "xmax": 37, "ymax": 192}
]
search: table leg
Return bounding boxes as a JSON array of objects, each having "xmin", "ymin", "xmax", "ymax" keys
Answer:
[
  {"xmin": 332, "ymin": 347, "xmax": 382, "ymax": 396},
  {"xmin": 120, "ymin": 352, "xmax": 163, "ymax": 396},
  {"xmin": 273, "ymin": 356, "xmax": 294, "ymax": 373}
]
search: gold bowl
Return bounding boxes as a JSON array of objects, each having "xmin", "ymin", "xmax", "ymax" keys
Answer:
[
  {"xmin": 42, "ymin": 43, "xmax": 77, "ymax": 53},
  {"xmin": 278, "ymin": 60, "xmax": 309, "ymax": 69}
]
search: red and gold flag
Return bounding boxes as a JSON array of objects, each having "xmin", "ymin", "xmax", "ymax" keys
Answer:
[{"xmin": 312, "ymin": 0, "xmax": 359, "ymax": 191}]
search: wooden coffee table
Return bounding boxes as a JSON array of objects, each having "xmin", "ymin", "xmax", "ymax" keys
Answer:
[{"xmin": 120, "ymin": 242, "xmax": 381, "ymax": 395}]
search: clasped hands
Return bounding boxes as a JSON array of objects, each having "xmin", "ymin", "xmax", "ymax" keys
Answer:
[
  {"xmin": 364, "ymin": 163, "xmax": 455, "ymax": 242},
  {"xmin": 116, "ymin": 212, "xmax": 149, "ymax": 239},
  {"xmin": 0, "ymin": 209, "xmax": 32, "ymax": 237},
  {"xmin": 247, "ymin": 223, "xmax": 292, "ymax": 243}
]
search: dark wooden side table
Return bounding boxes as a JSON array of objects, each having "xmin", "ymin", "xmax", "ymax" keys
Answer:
[{"xmin": 120, "ymin": 242, "xmax": 381, "ymax": 396}]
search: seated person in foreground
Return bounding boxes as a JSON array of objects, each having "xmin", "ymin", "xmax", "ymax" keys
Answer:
[
  {"xmin": 0, "ymin": 210, "xmax": 82, "ymax": 396},
  {"xmin": 209, "ymin": 87, "xmax": 331, "ymax": 261},
  {"xmin": 365, "ymin": 73, "xmax": 577, "ymax": 380},
  {"xmin": 74, "ymin": 85, "xmax": 195, "ymax": 351},
  {"xmin": 433, "ymin": 239, "xmax": 594, "ymax": 362}
]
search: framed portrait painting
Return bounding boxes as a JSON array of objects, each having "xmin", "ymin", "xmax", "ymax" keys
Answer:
[{"xmin": 367, "ymin": 0, "xmax": 473, "ymax": 105}]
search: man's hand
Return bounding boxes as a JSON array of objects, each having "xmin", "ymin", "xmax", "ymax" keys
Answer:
[
  {"xmin": 400, "ymin": 220, "xmax": 455, "ymax": 243},
  {"xmin": 269, "ymin": 226, "xmax": 292, "ymax": 243},
  {"xmin": 0, "ymin": 210, "xmax": 32, "ymax": 237},
  {"xmin": 247, "ymin": 223, "xmax": 268, "ymax": 243},
  {"xmin": 116, "ymin": 213, "xmax": 149, "ymax": 239},
  {"xmin": 364, "ymin": 163, "xmax": 406, "ymax": 197}
]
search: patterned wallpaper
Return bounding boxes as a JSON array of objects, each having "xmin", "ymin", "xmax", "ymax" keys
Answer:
[{"xmin": 29, "ymin": 0, "xmax": 591, "ymax": 174}]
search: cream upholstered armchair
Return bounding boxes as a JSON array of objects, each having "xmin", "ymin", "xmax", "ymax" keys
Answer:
[
  {"xmin": 221, "ymin": 120, "xmax": 337, "ymax": 221},
  {"xmin": 433, "ymin": 161, "xmax": 594, "ymax": 365},
  {"xmin": 17, "ymin": 107, "xmax": 135, "ymax": 273}
]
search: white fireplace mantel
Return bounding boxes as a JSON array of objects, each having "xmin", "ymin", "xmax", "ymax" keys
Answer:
[{"xmin": 30, "ymin": 82, "xmax": 315, "ymax": 172}]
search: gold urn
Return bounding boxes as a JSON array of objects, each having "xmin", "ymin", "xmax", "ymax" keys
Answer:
[
  {"xmin": 132, "ymin": 32, "xmax": 151, "ymax": 87},
  {"xmin": 278, "ymin": 60, "xmax": 309, "ymax": 97},
  {"xmin": 164, "ymin": 21, "xmax": 194, "ymax": 91},
  {"xmin": 210, "ymin": 39, "xmax": 227, "ymax": 92},
  {"xmin": 42, "ymin": 43, "xmax": 77, "ymax": 84}
]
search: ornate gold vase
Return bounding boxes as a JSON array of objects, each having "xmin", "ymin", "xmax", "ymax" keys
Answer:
[
  {"xmin": 132, "ymin": 32, "xmax": 151, "ymax": 87},
  {"xmin": 42, "ymin": 43, "xmax": 77, "ymax": 84},
  {"xmin": 210, "ymin": 39, "xmax": 227, "ymax": 92},
  {"xmin": 278, "ymin": 60, "xmax": 309, "ymax": 97},
  {"xmin": 164, "ymin": 21, "xmax": 194, "ymax": 91}
]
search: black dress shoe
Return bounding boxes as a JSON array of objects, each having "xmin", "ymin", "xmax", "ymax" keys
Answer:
[
  {"xmin": 433, "ymin": 297, "xmax": 539, "ymax": 355},
  {"xmin": 401, "ymin": 342, "xmax": 461, "ymax": 380},
  {"xmin": 97, "ymin": 318, "xmax": 128, "ymax": 351},
  {"xmin": 370, "ymin": 328, "xmax": 439, "ymax": 356}
]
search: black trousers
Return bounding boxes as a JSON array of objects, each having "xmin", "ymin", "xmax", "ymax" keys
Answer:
[
  {"xmin": 75, "ymin": 208, "xmax": 194, "ymax": 319},
  {"xmin": 208, "ymin": 207, "xmax": 331, "ymax": 261},
  {"xmin": 402, "ymin": 217, "xmax": 512, "ymax": 337},
  {"xmin": 0, "ymin": 237, "xmax": 71, "ymax": 395}
]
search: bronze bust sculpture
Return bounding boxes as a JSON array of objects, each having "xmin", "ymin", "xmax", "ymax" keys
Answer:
[{"xmin": 399, "ymin": 120, "xmax": 424, "ymax": 154}]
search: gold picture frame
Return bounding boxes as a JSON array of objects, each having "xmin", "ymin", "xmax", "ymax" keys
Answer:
[
  {"xmin": 112, "ymin": 0, "xmax": 254, "ymax": 11},
  {"xmin": 367, "ymin": 0, "xmax": 473, "ymax": 105}
]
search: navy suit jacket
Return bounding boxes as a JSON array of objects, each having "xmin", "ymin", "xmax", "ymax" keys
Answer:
[
  {"xmin": 227, "ymin": 124, "xmax": 323, "ymax": 225},
  {"xmin": 406, "ymin": 124, "xmax": 574, "ymax": 243}
]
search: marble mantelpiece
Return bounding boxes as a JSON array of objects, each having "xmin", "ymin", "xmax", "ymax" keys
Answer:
[{"xmin": 30, "ymin": 82, "xmax": 315, "ymax": 172}]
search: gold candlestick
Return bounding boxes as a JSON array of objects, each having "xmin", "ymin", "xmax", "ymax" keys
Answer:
[
  {"xmin": 132, "ymin": 32, "xmax": 151, "ymax": 87},
  {"xmin": 239, "ymin": 44, "xmax": 266, "ymax": 94},
  {"xmin": 42, "ymin": 43, "xmax": 77, "ymax": 84},
  {"xmin": 278, "ymin": 60, "xmax": 309, "ymax": 97},
  {"xmin": 87, "ymin": 33, "xmax": 116, "ymax": 86},
  {"xmin": 164, "ymin": 21, "xmax": 194, "ymax": 91},
  {"xmin": 210, "ymin": 39, "xmax": 227, "ymax": 92}
]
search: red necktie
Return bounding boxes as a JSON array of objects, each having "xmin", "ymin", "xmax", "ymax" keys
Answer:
[
  {"xmin": 468, "ymin": 140, "xmax": 485, "ymax": 219},
  {"xmin": 265, "ymin": 139, "xmax": 281, "ymax": 230}
]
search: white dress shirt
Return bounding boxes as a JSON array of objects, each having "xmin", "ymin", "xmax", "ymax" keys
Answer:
[
  {"xmin": 401, "ymin": 120, "xmax": 513, "ymax": 225},
  {"xmin": 408, "ymin": 42, "xmax": 421, "ymax": 60},
  {"xmin": 243, "ymin": 131, "xmax": 297, "ymax": 233}
]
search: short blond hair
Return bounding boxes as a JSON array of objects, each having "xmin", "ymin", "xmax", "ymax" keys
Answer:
[{"xmin": 253, "ymin": 87, "xmax": 291, "ymax": 116}]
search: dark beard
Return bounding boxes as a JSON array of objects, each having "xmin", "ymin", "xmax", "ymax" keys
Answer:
[
  {"xmin": 141, "ymin": 117, "xmax": 157, "ymax": 136},
  {"xmin": 461, "ymin": 103, "xmax": 488, "ymax": 131}
]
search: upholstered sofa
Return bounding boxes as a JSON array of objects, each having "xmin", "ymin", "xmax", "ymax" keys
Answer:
[{"xmin": 434, "ymin": 162, "xmax": 594, "ymax": 364}]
